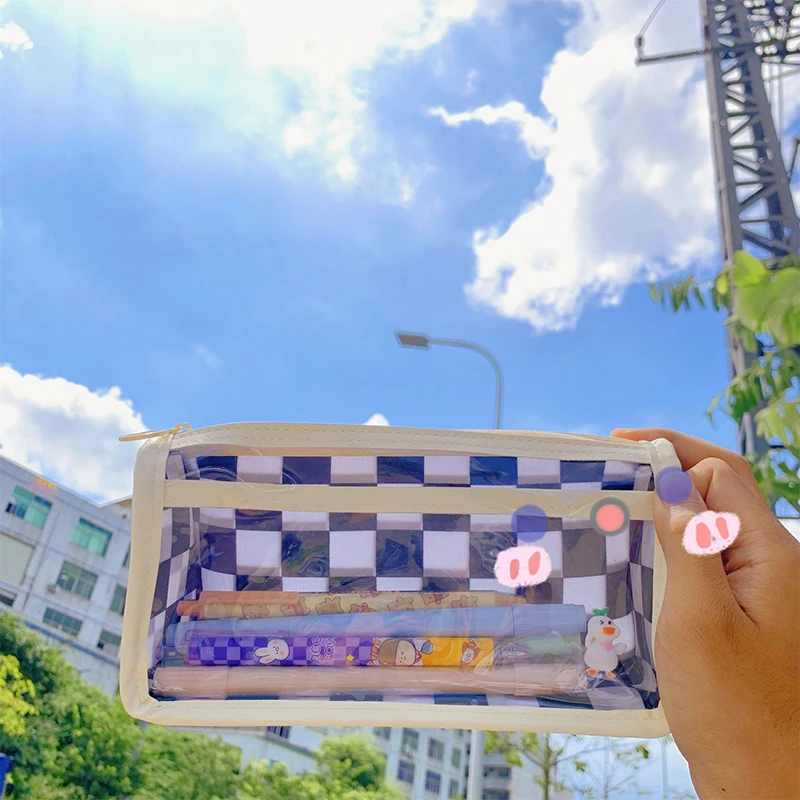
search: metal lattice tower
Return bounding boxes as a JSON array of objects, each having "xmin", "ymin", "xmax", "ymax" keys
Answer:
[{"xmin": 637, "ymin": 0, "xmax": 800, "ymax": 462}]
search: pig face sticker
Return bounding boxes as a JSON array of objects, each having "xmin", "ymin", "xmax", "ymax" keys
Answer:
[
  {"xmin": 494, "ymin": 545, "xmax": 552, "ymax": 588},
  {"xmin": 682, "ymin": 511, "xmax": 740, "ymax": 556}
]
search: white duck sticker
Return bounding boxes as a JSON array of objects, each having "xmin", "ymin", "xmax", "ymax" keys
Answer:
[{"xmin": 583, "ymin": 609, "xmax": 626, "ymax": 679}]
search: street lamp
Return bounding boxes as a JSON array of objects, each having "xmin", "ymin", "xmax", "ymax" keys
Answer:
[
  {"xmin": 395, "ymin": 331, "xmax": 504, "ymax": 800},
  {"xmin": 394, "ymin": 332, "xmax": 503, "ymax": 430}
]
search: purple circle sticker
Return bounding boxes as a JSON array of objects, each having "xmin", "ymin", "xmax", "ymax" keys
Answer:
[
  {"xmin": 512, "ymin": 505, "xmax": 548, "ymax": 544},
  {"xmin": 655, "ymin": 467, "xmax": 693, "ymax": 505}
]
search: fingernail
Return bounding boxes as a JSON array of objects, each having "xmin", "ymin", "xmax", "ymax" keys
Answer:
[{"xmin": 663, "ymin": 484, "xmax": 706, "ymax": 522}]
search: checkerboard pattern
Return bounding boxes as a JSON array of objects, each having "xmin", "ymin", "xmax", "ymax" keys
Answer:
[
  {"xmin": 149, "ymin": 451, "xmax": 659, "ymax": 711},
  {"xmin": 187, "ymin": 636, "xmax": 376, "ymax": 667},
  {"xmin": 166, "ymin": 451, "xmax": 654, "ymax": 490}
]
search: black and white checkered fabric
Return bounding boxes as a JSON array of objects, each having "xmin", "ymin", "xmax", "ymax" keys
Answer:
[{"xmin": 148, "ymin": 451, "xmax": 658, "ymax": 711}]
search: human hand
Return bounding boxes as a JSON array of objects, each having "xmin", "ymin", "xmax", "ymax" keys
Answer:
[{"xmin": 612, "ymin": 428, "xmax": 800, "ymax": 800}]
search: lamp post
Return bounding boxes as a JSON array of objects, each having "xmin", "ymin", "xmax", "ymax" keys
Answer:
[
  {"xmin": 395, "ymin": 331, "xmax": 505, "ymax": 800},
  {"xmin": 394, "ymin": 333, "xmax": 503, "ymax": 430}
]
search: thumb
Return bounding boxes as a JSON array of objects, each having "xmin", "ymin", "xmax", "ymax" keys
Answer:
[{"xmin": 652, "ymin": 464, "xmax": 734, "ymax": 610}]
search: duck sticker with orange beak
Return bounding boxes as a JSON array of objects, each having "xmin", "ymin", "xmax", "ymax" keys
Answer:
[{"xmin": 583, "ymin": 608, "xmax": 627, "ymax": 679}]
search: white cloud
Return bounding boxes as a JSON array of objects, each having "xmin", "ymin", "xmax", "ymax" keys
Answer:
[
  {"xmin": 0, "ymin": 0, "xmax": 33, "ymax": 58},
  {"xmin": 0, "ymin": 365, "xmax": 145, "ymax": 502},
  {"xmin": 363, "ymin": 412, "xmax": 390, "ymax": 425},
  {"xmin": 429, "ymin": 101, "xmax": 553, "ymax": 158},
  {"xmin": 194, "ymin": 344, "xmax": 221, "ymax": 370},
  {"xmin": 430, "ymin": 0, "xmax": 757, "ymax": 332},
  {"xmin": 37, "ymin": 0, "xmax": 508, "ymax": 198}
]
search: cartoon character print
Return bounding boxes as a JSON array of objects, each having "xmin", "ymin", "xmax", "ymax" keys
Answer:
[
  {"xmin": 583, "ymin": 608, "xmax": 626, "ymax": 679},
  {"xmin": 279, "ymin": 600, "xmax": 308, "ymax": 617},
  {"xmin": 349, "ymin": 602, "xmax": 375, "ymax": 613},
  {"xmin": 387, "ymin": 596, "xmax": 415, "ymax": 611},
  {"xmin": 460, "ymin": 638, "xmax": 482, "ymax": 666},
  {"xmin": 371, "ymin": 637, "xmax": 434, "ymax": 666},
  {"xmin": 254, "ymin": 638, "xmax": 291, "ymax": 665},
  {"xmin": 313, "ymin": 596, "xmax": 344, "ymax": 615},
  {"xmin": 421, "ymin": 592, "xmax": 446, "ymax": 606},
  {"xmin": 450, "ymin": 595, "xmax": 478, "ymax": 609}
]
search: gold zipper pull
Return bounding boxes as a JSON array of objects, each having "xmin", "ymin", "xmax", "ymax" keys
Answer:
[{"xmin": 119, "ymin": 423, "xmax": 192, "ymax": 442}]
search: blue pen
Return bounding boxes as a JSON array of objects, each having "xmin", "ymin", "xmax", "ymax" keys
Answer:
[{"xmin": 168, "ymin": 604, "xmax": 587, "ymax": 654}]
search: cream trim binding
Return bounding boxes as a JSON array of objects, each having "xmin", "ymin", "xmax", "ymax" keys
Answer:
[
  {"xmin": 119, "ymin": 423, "xmax": 673, "ymax": 738},
  {"xmin": 164, "ymin": 483, "xmax": 655, "ymax": 519}
]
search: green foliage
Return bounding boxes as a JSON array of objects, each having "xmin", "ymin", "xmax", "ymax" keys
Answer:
[
  {"xmin": 314, "ymin": 735, "xmax": 388, "ymax": 791},
  {"xmin": 0, "ymin": 614, "xmax": 140, "ymax": 799},
  {"xmin": 0, "ymin": 654, "xmax": 37, "ymax": 737},
  {"xmin": 0, "ymin": 614, "xmax": 261, "ymax": 800},
  {"xmin": 649, "ymin": 253, "xmax": 800, "ymax": 511},
  {"xmin": 130, "ymin": 726, "xmax": 241, "ymax": 800},
  {"xmin": 240, "ymin": 735, "xmax": 402, "ymax": 800},
  {"xmin": 0, "ymin": 617, "xmax": 407, "ymax": 800},
  {"xmin": 240, "ymin": 761, "xmax": 308, "ymax": 800},
  {"xmin": 487, "ymin": 731, "xmax": 650, "ymax": 800}
]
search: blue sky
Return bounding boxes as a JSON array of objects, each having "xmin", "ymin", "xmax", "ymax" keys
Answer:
[
  {"xmin": 2, "ymin": 0, "xmax": 744, "ymax": 459},
  {"xmin": 7, "ymin": 1, "xmax": 796, "ymax": 794}
]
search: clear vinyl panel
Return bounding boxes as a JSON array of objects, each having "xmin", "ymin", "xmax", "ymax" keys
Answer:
[{"xmin": 148, "ymin": 447, "xmax": 658, "ymax": 711}]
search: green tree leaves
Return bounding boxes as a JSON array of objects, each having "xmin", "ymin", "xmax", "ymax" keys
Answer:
[
  {"xmin": 0, "ymin": 615, "xmax": 403, "ymax": 800},
  {"xmin": 0, "ymin": 615, "xmax": 139, "ymax": 799},
  {"xmin": 649, "ymin": 252, "xmax": 800, "ymax": 512},
  {"xmin": 486, "ymin": 730, "xmax": 651, "ymax": 800},
  {"xmin": 239, "ymin": 735, "xmax": 403, "ymax": 800},
  {"xmin": 732, "ymin": 252, "xmax": 800, "ymax": 348},
  {"xmin": 130, "ymin": 726, "xmax": 242, "ymax": 800},
  {"xmin": 0, "ymin": 655, "xmax": 36, "ymax": 738}
]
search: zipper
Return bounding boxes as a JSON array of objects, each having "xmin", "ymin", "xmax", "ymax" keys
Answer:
[
  {"xmin": 120, "ymin": 422, "xmax": 647, "ymax": 456},
  {"xmin": 119, "ymin": 423, "xmax": 192, "ymax": 442}
]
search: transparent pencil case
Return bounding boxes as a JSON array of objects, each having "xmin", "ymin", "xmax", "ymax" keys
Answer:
[{"xmin": 119, "ymin": 423, "xmax": 675, "ymax": 737}]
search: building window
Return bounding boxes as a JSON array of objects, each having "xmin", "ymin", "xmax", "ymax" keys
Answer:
[
  {"xmin": 56, "ymin": 562, "xmax": 98, "ymax": 599},
  {"xmin": 0, "ymin": 590, "xmax": 16, "ymax": 607},
  {"xmin": 425, "ymin": 771, "xmax": 441, "ymax": 794},
  {"xmin": 484, "ymin": 767, "xmax": 511, "ymax": 780},
  {"xmin": 374, "ymin": 727, "xmax": 391, "ymax": 740},
  {"xmin": 483, "ymin": 792, "xmax": 510, "ymax": 800},
  {"xmin": 43, "ymin": 607, "xmax": 82, "ymax": 637},
  {"xmin": 266, "ymin": 726, "xmax": 291, "ymax": 739},
  {"xmin": 401, "ymin": 728, "xmax": 419, "ymax": 756},
  {"xmin": 97, "ymin": 630, "xmax": 121, "ymax": 657},
  {"xmin": 110, "ymin": 584, "xmax": 127, "ymax": 615},
  {"xmin": 72, "ymin": 518, "xmax": 112, "ymax": 556},
  {"xmin": 122, "ymin": 546, "xmax": 130, "ymax": 568},
  {"xmin": 397, "ymin": 761, "xmax": 415, "ymax": 784},
  {"xmin": 428, "ymin": 738, "xmax": 444, "ymax": 761},
  {"xmin": 5, "ymin": 487, "xmax": 52, "ymax": 528},
  {"xmin": 448, "ymin": 778, "xmax": 460, "ymax": 799},
  {"xmin": 451, "ymin": 748, "xmax": 461, "ymax": 769}
]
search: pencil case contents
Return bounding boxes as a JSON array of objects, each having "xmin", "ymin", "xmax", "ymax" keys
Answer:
[{"xmin": 145, "ymin": 441, "xmax": 660, "ymax": 712}]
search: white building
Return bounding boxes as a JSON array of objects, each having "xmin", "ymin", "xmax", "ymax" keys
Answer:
[
  {"xmin": 370, "ymin": 726, "xmax": 470, "ymax": 799},
  {"xmin": 0, "ymin": 454, "xmax": 469, "ymax": 792},
  {"xmin": 481, "ymin": 747, "xmax": 574, "ymax": 800},
  {"xmin": 0, "ymin": 455, "xmax": 131, "ymax": 694},
  {"xmin": 0, "ymin": 454, "xmax": 319, "ymax": 771}
]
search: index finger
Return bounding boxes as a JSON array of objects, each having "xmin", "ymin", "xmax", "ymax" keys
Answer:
[{"xmin": 610, "ymin": 427, "xmax": 763, "ymax": 498}]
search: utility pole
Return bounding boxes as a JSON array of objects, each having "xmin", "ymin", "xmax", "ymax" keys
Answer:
[{"xmin": 636, "ymin": 0, "xmax": 800, "ymax": 464}]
